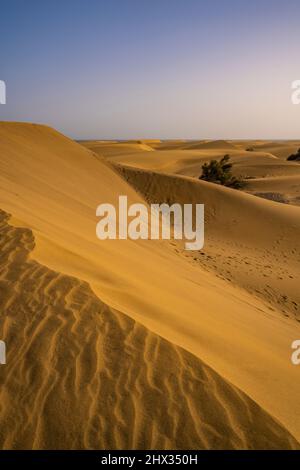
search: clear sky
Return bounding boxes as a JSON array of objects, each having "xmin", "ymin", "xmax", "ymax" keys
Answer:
[{"xmin": 1, "ymin": 0, "xmax": 300, "ymax": 139}]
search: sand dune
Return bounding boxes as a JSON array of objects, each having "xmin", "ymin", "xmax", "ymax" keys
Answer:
[
  {"xmin": 82, "ymin": 140, "xmax": 280, "ymax": 178},
  {"xmin": 147, "ymin": 139, "xmax": 237, "ymax": 151},
  {"xmin": 233, "ymin": 160, "xmax": 300, "ymax": 178},
  {"xmin": 246, "ymin": 174, "xmax": 300, "ymax": 206},
  {"xmin": 148, "ymin": 140, "xmax": 190, "ymax": 151},
  {"xmin": 1, "ymin": 123, "xmax": 300, "ymax": 447},
  {"xmin": 82, "ymin": 140, "xmax": 154, "ymax": 157},
  {"xmin": 224, "ymin": 140, "xmax": 300, "ymax": 157},
  {"xmin": 249, "ymin": 142, "xmax": 300, "ymax": 160},
  {"xmin": 122, "ymin": 139, "xmax": 162, "ymax": 145},
  {"xmin": 84, "ymin": 138, "xmax": 300, "ymax": 208},
  {"xmin": 1, "ymin": 210, "xmax": 297, "ymax": 449},
  {"xmin": 115, "ymin": 164, "xmax": 300, "ymax": 318},
  {"xmin": 181, "ymin": 139, "xmax": 238, "ymax": 151}
]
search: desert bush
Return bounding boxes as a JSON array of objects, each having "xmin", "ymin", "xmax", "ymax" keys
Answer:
[
  {"xmin": 199, "ymin": 155, "xmax": 245, "ymax": 189},
  {"xmin": 287, "ymin": 148, "xmax": 300, "ymax": 161}
]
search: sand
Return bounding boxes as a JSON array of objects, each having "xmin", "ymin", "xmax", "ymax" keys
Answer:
[
  {"xmin": 82, "ymin": 139, "xmax": 300, "ymax": 202},
  {"xmin": 1, "ymin": 210, "xmax": 298, "ymax": 449},
  {"xmin": 1, "ymin": 123, "xmax": 300, "ymax": 449}
]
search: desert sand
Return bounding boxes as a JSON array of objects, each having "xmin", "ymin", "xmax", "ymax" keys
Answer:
[{"xmin": 0, "ymin": 123, "xmax": 300, "ymax": 449}]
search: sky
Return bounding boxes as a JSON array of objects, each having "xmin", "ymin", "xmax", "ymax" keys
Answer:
[{"xmin": 1, "ymin": 0, "xmax": 300, "ymax": 139}]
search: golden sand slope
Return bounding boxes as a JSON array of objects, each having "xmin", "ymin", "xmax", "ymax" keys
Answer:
[
  {"xmin": 1, "ymin": 123, "xmax": 300, "ymax": 445},
  {"xmin": 245, "ymin": 175, "xmax": 300, "ymax": 206},
  {"xmin": 181, "ymin": 139, "xmax": 238, "ymax": 150},
  {"xmin": 81, "ymin": 140, "xmax": 283, "ymax": 178},
  {"xmin": 146, "ymin": 139, "xmax": 236, "ymax": 151},
  {"xmin": 248, "ymin": 142, "xmax": 300, "ymax": 160},
  {"xmin": 115, "ymin": 164, "xmax": 300, "ymax": 319},
  {"xmin": 83, "ymin": 146, "xmax": 278, "ymax": 176},
  {"xmin": 82, "ymin": 139, "xmax": 300, "ymax": 205},
  {"xmin": 1, "ymin": 210, "xmax": 298, "ymax": 450},
  {"xmin": 82, "ymin": 140, "xmax": 154, "ymax": 157}
]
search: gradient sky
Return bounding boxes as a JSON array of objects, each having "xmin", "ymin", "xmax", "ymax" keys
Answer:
[{"xmin": 1, "ymin": 0, "xmax": 300, "ymax": 139}]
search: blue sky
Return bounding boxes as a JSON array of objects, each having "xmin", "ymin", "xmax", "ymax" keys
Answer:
[{"xmin": 1, "ymin": 0, "xmax": 300, "ymax": 138}]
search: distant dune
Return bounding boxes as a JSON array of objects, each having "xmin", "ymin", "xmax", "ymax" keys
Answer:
[
  {"xmin": 246, "ymin": 174, "xmax": 300, "ymax": 206},
  {"xmin": 181, "ymin": 139, "xmax": 238, "ymax": 150},
  {"xmin": 82, "ymin": 139, "xmax": 300, "ymax": 204},
  {"xmin": 1, "ymin": 123, "xmax": 300, "ymax": 448},
  {"xmin": 249, "ymin": 142, "xmax": 300, "ymax": 160},
  {"xmin": 82, "ymin": 140, "xmax": 154, "ymax": 157},
  {"xmin": 115, "ymin": 164, "xmax": 300, "ymax": 316}
]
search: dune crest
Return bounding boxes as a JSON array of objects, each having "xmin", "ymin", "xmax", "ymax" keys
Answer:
[
  {"xmin": 0, "ymin": 210, "xmax": 298, "ymax": 450},
  {"xmin": 115, "ymin": 164, "xmax": 300, "ymax": 319},
  {"xmin": 1, "ymin": 123, "xmax": 300, "ymax": 444}
]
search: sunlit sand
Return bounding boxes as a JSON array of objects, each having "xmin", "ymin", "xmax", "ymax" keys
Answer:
[{"xmin": 0, "ymin": 122, "xmax": 300, "ymax": 449}]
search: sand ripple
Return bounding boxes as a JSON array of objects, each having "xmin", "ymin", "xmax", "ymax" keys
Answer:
[{"xmin": 0, "ymin": 210, "xmax": 298, "ymax": 449}]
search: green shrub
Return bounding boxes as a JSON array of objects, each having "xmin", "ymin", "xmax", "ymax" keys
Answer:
[
  {"xmin": 199, "ymin": 155, "xmax": 245, "ymax": 189},
  {"xmin": 287, "ymin": 148, "xmax": 300, "ymax": 161}
]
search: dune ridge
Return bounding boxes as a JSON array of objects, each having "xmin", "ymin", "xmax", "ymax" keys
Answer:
[
  {"xmin": 1, "ymin": 123, "xmax": 300, "ymax": 444},
  {"xmin": 82, "ymin": 140, "xmax": 154, "ymax": 157},
  {"xmin": 82, "ymin": 139, "xmax": 300, "ymax": 205},
  {"xmin": 1, "ymin": 210, "xmax": 298, "ymax": 449},
  {"xmin": 115, "ymin": 164, "xmax": 300, "ymax": 319}
]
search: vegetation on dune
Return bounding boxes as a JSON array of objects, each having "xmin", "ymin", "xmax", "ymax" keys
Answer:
[
  {"xmin": 287, "ymin": 148, "xmax": 300, "ymax": 161},
  {"xmin": 199, "ymin": 155, "xmax": 246, "ymax": 189}
]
